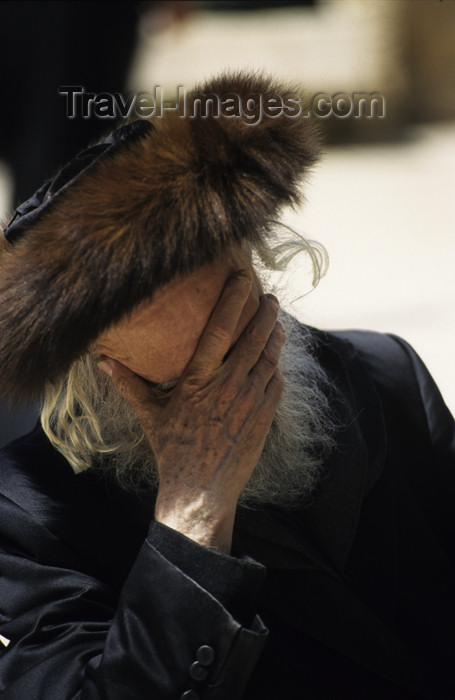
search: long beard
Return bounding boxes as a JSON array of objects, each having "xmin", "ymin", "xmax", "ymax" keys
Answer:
[
  {"xmin": 237, "ymin": 313, "xmax": 335, "ymax": 508},
  {"xmin": 94, "ymin": 314, "xmax": 336, "ymax": 509}
]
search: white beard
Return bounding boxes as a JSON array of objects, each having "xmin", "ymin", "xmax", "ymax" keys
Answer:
[
  {"xmin": 237, "ymin": 313, "xmax": 335, "ymax": 508},
  {"xmin": 92, "ymin": 313, "xmax": 335, "ymax": 509}
]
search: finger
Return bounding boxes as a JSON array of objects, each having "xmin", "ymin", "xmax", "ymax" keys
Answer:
[
  {"xmin": 224, "ymin": 293, "xmax": 280, "ymax": 379},
  {"xmin": 189, "ymin": 270, "xmax": 253, "ymax": 375},
  {"xmin": 263, "ymin": 366, "xmax": 285, "ymax": 408},
  {"xmin": 248, "ymin": 320, "xmax": 286, "ymax": 388},
  {"xmin": 243, "ymin": 367, "xmax": 284, "ymax": 442},
  {"xmin": 98, "ymin": 357, "xmax": 161, "ymax": 421},
  {"xmin": 224, "ymin": 332, "xmax": 284, "ymax": 437}
]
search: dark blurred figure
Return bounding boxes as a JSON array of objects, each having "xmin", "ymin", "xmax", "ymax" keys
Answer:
[
  {"xmin": 0, "ymin": 1, "xmax": 140, "ymax": 446},
  {"xmin": 0, "ymin": 1, "xmax": 139, "ymax": 206}
]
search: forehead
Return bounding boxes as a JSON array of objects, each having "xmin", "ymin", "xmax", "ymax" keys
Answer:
[{"xmin": 95, "ymin": 254, "xmax": 249, "ymax": 383}]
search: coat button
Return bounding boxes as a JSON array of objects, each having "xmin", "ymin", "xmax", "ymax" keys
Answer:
[
  {"xmin": 196, "ymin": 644, "xmax": 215, "ymax": 666},
  {"xmin": 189, "ymin": 661, "xmax": 208, "ymax": 681},
  {"xmin": 180, "ymin": 690, "xmax": 199, "ymax": 700}
]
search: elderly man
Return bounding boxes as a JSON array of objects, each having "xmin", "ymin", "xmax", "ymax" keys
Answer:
[{"xmin": 0, "ymin": 74, "xmax": 454, "ymax": 700}]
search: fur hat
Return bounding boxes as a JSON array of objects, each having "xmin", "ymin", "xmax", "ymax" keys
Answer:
[{"xmin": 0, "ymin": 72, "xmax": 320, "ymax": 403}]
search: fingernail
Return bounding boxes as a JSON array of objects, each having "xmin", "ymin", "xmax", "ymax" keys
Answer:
[
  {"xmin": 264, "ymin": 293, "xmax": 279, "ymax": 306},
  {"xmin": 98, "ymin": 359, "xmax": 114, "ymax": 377},
  {"xmin": 235, "ymin": 270, "xmax": 252, "ymax": 284}
]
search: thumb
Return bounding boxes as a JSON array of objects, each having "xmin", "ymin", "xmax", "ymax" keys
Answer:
[{"xmin": 97, "ymin": 357, "xmax": 160, "ymax": 421}]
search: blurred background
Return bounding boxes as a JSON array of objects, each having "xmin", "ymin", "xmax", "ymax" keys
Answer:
[{"xmin": 0, "ymin": 0, "xmax": 454, "ymax": 446}]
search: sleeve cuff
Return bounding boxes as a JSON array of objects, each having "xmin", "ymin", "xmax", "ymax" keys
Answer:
[{"xmin": 147, "ymin": 520, "xmax": 266, "ymax": 625}]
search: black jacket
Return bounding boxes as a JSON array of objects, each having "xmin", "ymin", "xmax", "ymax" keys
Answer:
[{"xmin": 0, "ymin": 328, "xmax": 454, "ymax": 699}]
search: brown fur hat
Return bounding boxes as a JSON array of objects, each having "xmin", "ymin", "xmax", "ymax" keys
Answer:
[{"xmin": 0, "ymin": 72, "xmax": 320, "ymax": 403}]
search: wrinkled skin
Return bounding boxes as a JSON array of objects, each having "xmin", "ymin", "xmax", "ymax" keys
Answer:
[{"xmin": 97, "ymin": 261, "xmax": 285, "ymax": 554}]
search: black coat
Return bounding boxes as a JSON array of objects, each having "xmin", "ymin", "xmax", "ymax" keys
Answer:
[{"xmin": 0, "ymin": 328, "xmax": 454, "ymax": 699}]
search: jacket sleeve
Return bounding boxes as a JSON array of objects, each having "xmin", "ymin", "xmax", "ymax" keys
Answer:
[
  {"xmin": 0, "ymin": 494, "xmax": 268, "ymax": 700},
  {"xmin": 388, "ymin": 333, "xmax": 455, "ymax": 561},
  {"xmin": 339, "ymin": 329, "xmax": 455, "ymax": 561}
]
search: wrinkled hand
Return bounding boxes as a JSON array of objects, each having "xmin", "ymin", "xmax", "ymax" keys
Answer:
[{"xmin": 99, "ymin": 271, "xmax": 285, "ymax": 553}]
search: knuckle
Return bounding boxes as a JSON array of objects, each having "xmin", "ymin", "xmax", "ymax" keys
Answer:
[
  {"xmin": 271, "ymin": 370, "xmax": 285, "ymax": 395},
  {"xmin": 274, "ymin": 321, "xmax": 286, "ymax": 341},
  {"xmin": 180, "ymin": 368, "xmax": 220, "ymax": 404},
  {"xmin": 240, "ymin": 382, "xmax": 261, "ymax": 407},
  {"xmin": 261, "ymin": 347, "xmax": 280, "ymax": 368},
  {"xmin": 219, "ymin": 376, "xmax": 239, "ymax": 403},
  {"xmin": 180, "ymin": 376, "xmax": 205, "ymax": 400},
  {"xmin": 207, "ymin": 324, "xmax": 231, "ymax": 348},
  {"xmin": 247, "ymin": 324, "xmax": 269, "ymax": 346}
]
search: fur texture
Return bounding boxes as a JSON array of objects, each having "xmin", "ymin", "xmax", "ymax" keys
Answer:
[{"xmin": 0, "ymin": 72, "xmax": 320, "ymax": 402}]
